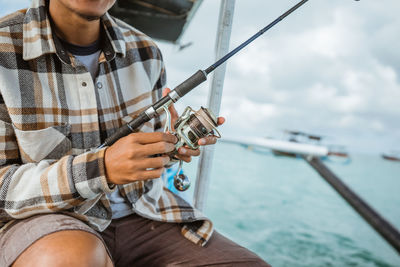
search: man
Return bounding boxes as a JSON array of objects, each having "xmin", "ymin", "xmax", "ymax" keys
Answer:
[{"xmin": 0, "ymin": 0, "xmax": 269, "ymax": 266}]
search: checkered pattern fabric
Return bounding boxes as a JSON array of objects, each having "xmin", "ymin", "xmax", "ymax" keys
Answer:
[{"xmin": 0, "ymin": 0, "xmax": 212, "ymax": 246}]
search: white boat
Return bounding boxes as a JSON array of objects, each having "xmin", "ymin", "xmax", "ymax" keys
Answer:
[{"xmin": 221, "ymin": 136, "xmax": 329, "ymax": 157}]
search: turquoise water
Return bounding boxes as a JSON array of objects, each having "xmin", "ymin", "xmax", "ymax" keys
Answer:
[{"xmin": 183, "ymin": 143, "xmax": 400, "ymax": 266}]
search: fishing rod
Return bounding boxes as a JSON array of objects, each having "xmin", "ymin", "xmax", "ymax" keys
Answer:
[{"xmin": 98, "ymin": 0, "xmax": 310, "ymax": 149}]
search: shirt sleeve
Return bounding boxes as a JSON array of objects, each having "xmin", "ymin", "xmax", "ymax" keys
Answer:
[{"xmin": 0, "ymin": 101, "xmax": 114, "ymax": 221}]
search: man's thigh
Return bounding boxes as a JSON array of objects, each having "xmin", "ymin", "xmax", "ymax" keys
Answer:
[
  {"xmin": 0, "ymin": 214, "xmax": 111, "ymax": 267},
  {"xmin": 101, "ymin": 214, "xmax": 270, "ymax": 267}
]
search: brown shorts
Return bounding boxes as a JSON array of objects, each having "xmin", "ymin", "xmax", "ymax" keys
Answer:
[
  {"xmin": 0, "ymin": 214, "xmax": 110, "ymax": 267},
  {"xmin": 0, "ymin": 213, "xmax": 270, "ymax": 267},
  {"xmin": 100, "ymin": 213, "xmax": 270, "ymax": 267}
]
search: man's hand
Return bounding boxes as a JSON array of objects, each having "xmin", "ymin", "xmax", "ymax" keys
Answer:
[
  {"xmin": 162, "ymin": 88, "xmax": 225, "ymax": 163},
  {"xmin": 104, "ymin": 132, "xmax": 177, "ymax": 185}
]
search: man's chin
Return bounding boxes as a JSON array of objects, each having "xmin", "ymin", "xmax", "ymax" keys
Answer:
[{"xmin": 76, "ymin": 12, "xmax": 104, "ymax": 21}]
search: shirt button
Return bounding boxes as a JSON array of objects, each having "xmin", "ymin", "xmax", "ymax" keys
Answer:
[
  {"xmin": 96, "ymin": 82, "xmax": 103, "ymax": 89},
  {"xmin": 82, "ymin": 82, "xmax": 87, "ymax": 87}
]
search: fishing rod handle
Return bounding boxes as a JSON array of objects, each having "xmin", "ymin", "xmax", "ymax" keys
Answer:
[
  {"xmin": 174, "ymin": 70, "xmax": 207, "ymax": 98},
  {"xmin": 98, "ymin": 112, "xmax": 150, "ymax": 148}
]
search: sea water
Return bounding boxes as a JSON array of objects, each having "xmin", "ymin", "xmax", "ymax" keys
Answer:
[{"xmin": 182, "ymin": 142, "xmax": 400, "ymax": 267}]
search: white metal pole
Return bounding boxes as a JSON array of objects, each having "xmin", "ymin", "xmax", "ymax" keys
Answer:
[{"xmin": 193, "ymin": 0, "xmax": 236, "ymax": 211}]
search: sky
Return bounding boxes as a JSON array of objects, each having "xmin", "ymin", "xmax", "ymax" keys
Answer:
[{"xmin": 1, "ymin": 0, "xmax": 399, "ymax": 154}]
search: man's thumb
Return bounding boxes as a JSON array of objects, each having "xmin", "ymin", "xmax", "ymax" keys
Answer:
[{"xmin": 162, "ymin": 87, "xmax": 171, "ymax": 97}]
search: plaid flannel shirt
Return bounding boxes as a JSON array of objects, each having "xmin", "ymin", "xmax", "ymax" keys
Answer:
[{"xmin": 0, "ymin": 0, "xmax": 213, "ymax": 246}]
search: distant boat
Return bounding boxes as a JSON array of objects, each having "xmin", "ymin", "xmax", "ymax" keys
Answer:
[
  {"xmin": 222, "ymin": 130, "xmax": 350, "ymax": 163},
  {"xmin": 327, "ymin": 145, "xmax": 349, "ymax": 158},
  {"xmin": 271, "ymin": 130, "xmax": 337, "ymax": 158},
  {"xmin": 382, "ymin": 152, "xmax": 400, "ymax": 162},
  {"xmin": 328, "ymin": 151, "xmax": 349, "ymax": 157},
  {"xmin": 221, "ymin": 135, "xmax": 329, "ymax": 158},
  {"xmin": 281, "ymin": 130, "xmax": 350, "ymax": 159},
  {"xmin": 272, "ymin": 150, "xmax": 299, "ymax": 158}
]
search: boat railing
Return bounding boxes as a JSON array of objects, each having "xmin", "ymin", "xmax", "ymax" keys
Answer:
[{"xmin": 194, "ymin": 0, "xmax": 235, "ymax": 211}]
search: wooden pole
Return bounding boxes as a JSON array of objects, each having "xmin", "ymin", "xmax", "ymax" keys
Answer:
[{"xmin": 305, "ymin": 156, "xmax": 400, "ymax": 254}]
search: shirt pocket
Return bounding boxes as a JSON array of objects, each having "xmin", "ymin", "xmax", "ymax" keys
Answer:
[{"xmin": 12, "ymin": 124, "xmax": 72, "ymax": 163}]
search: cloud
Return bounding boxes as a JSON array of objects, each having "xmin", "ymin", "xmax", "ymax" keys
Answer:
[{"xmin": 204, "ymin": 1, "xmax": 400, "ymax": 153}]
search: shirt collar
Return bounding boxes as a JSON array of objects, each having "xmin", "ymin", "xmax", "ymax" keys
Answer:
[{"xmin": 22, "ymin": 0, "xmax": 126, "ymax": 62}]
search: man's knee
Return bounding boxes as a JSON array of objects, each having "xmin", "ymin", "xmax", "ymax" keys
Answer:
[{"xmin": 12, "ymin": 230, "xmax": 113, "ymax": 267}]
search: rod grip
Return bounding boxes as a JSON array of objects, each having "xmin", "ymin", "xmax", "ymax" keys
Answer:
[
  {"xmin": 174, "ymin": 70, "xmax": 207, "ymax": 97},
  {"xmin": 99, "ymin": 113, "xmax": 149, "ymax": 148}
]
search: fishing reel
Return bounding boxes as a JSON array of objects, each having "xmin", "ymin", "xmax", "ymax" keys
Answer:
[{"xmin": 163, "ymin": 106, "xmax": 221, "ymax": 191}]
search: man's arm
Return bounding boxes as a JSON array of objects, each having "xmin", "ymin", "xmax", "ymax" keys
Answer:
[
  {"xmin": 0, "ymin": 120, "xmax": 113, "ymax": 221},
  {"xmin": 0, "ymin": 95, "xmax": 117, "ymax": 221}
]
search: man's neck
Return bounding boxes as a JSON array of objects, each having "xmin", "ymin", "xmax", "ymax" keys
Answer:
[{"xmin": 49, "ymin": 1, "xmax": 101, "ymax": 46}]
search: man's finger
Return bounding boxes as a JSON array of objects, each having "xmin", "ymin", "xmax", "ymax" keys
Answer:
[
  {"xmin": 137, "ymin": 168, "xmax": 165, "ymax": 180},
  {"xmin": 176, "ymin": 154, "xmax": 192, "ymax": 163},
  {"xmin": 198, "ymin": 136, "xmax": 218, "ymax": 146},
  {"xmin": 162, "ymin": 88, "xmax": 179, "ymax": 126},
  {"xmin": 140, "ymin": 142, "xmax": 176, "ymax": 156},
  {"xmin": 129, "ymin": 132, "xmax": 177, "ymax": 145},
  {"xmin": 178, "ymin": 147, "xmax": 200, "ymax": 157},
  {"xmin": 162, "ymin": 87, "xmax": 170, "ymax": 97},
  {"xmin": 136, "ymin": 156, "xmax": 170, "ymax": 169}
]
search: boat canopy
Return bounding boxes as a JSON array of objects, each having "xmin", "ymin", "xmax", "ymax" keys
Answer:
[{"xmin": 109, "ymin": 0, "xmax": 203, "ymax": 43}]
